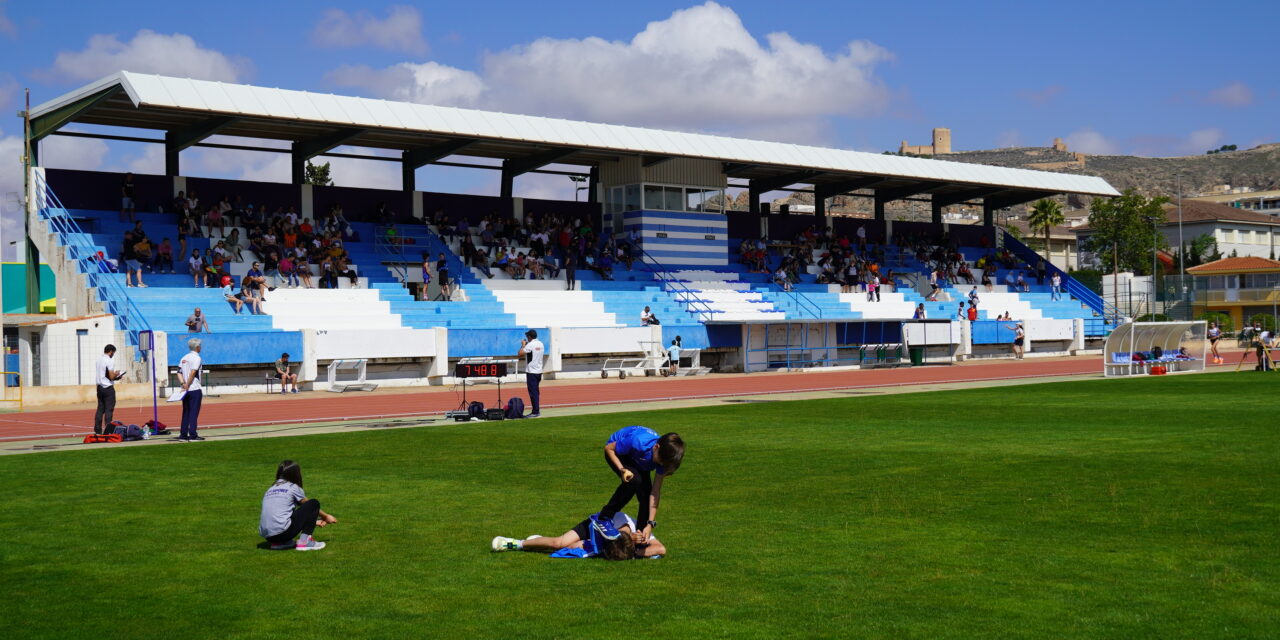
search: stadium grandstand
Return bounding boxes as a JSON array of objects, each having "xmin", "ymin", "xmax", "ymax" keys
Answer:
[{"xmin": 11, "ymin": 71, "xmax": 1120, "ymax": 394}]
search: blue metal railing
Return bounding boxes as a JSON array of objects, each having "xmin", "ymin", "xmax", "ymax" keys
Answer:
[
  {"xmin": 34, "ymin": 172, "xmax": 153, "ymax": 347},
  {"xmin": 1001, "ymin": 230, "xmax": 1120, "ymax": 328},
  {"xmin": 635, "ymin": 247, "xmax": 718, "ymax": 323},
  {"xmin": 783, "ymin": 284, "xmax": 823, "ymax": 320}
]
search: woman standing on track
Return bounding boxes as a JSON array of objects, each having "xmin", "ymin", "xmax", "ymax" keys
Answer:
[{"xmin": 1207, "ymin": 322, "xmax": 1222, "ymax": 364}]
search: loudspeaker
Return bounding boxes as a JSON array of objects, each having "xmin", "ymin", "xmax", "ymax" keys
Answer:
[{"xmin": 761, "ymin": 202, "xmax": 771, "ymax": 214}]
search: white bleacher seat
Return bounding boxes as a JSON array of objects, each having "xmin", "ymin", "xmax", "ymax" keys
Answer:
[
  {"xmin": 837, "ymin": 291, "xmax": 918, "ymax": 319},
  {"xmin": 261, "ymin": 288, "xmax": 404, "ymax": 330},
  {"xmin": 489, "ymin": 288, "xmax": 622, "ymax": 327}
]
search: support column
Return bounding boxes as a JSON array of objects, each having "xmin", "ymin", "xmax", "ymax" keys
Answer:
[
  {"xmin": 814, "ymin": 194, "xmax": 826, "ymax": 227},
  {"xmin": 874, "ymin": 198, "xmax": 886, "ymax": 221},
  {"xmin": 932, "ymin": 198, "xmax": 944, "ymax": 225},
  {"xmin": 587, "ymin": 166, "xmax": 599, "ymax": 204},
  {"xmin": 983, "ymin": 201, "xmax": 996, "ymax": 227},
  {"xmin": 165, "ymin": 147, "xmax": 180, "ymax": 177}
]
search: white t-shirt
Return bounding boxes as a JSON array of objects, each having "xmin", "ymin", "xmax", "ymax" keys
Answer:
[
  {"xmin": 179, "ymin": 351, "xmax": 203, "ymax": 392},
  {"xmin": 523, "ymin": 339, "xmax": 545, "ymax": 375},
  {"xmin": 97, "ymin": 354, "xmax": 116, "ymax": 388}
]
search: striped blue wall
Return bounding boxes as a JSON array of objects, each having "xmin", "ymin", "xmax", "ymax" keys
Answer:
[{"xmin": 624, "ymin": 210, "xmax": 728, "ymax": 267}]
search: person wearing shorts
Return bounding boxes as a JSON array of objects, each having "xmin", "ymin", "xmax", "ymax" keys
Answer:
[
  {"xmin": 1007, "ymin": 322, "xmax": 1025, "ymax": 359},
  {"xmin": 490, "ymin": 511, "xmax": 664, "ymax": 560},
  {"xmin": 120, "ymin": 173, "xmax": 136, "ymax": 223},
  {"xmin": 121, "ymin": 231, "xmax": 146, "ymax": 287},
  {"xmin": 436, "ymin": 253, "xmax": 450, "ymax": 300},
  {"xmin": 1207, "ymin": 322, "xmax": 1222, "ymax": 364}
]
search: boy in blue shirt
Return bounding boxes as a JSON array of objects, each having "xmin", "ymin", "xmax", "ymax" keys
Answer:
[{"xmin": 596, "ymin": 425, "xmax": 684, "ymax": 546}]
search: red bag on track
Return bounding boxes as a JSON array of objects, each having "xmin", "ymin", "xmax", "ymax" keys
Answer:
[{"xmin": 83, "ymin": 433, "xmax": 123, "ymax": 444}]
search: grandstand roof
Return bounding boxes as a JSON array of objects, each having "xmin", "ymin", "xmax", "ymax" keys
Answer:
[{"xmin": 30, "ymin": 72, "xmax": 1118, "ymax": 201}]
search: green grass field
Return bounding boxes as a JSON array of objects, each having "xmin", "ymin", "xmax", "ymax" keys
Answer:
[{"xmin": 2, "ymin": 373, "xmax": 1277, "ymax": 639}]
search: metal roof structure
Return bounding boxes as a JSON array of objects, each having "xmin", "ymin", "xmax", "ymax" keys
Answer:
[{"xmin": 29, "ymin": 71, "xmax": 1119, "ymax": 209}]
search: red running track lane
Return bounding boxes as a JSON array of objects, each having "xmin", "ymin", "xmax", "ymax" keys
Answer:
[{"xmin": 0, "ymin": 358, "xmax": 1116, "ymax": 442}]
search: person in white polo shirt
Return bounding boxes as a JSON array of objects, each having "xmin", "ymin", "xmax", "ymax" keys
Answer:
[
  {"xmin": 177, "ymin": 338, "xmax": 205, "ymax": 442},
  {"xmin": 521, "ymin": 329, "xmax": 545, "ymax": 418},
  {"xmin": 94, "ymin": 344, "xmax": 125, "ymax": 435}
]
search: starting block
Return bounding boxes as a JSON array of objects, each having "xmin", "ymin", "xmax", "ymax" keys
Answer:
[{"xmin": 327, "ymin": 359, "xmax": 378, "ymax": 392}]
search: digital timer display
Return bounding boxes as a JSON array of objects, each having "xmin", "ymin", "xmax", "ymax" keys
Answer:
[{"xmin": 455, "ymin": 362, "xmax": 508, "ymax": 378}]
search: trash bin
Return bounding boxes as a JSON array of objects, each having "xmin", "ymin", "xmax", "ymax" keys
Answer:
[{"xmin": 909, "ymin": 346, "xmax": 924, "ymax": 366}]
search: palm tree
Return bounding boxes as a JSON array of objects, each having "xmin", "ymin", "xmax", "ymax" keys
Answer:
[{"xmin": 1027, "ymin": 198, "xmax": 1065, "ymax": 258}]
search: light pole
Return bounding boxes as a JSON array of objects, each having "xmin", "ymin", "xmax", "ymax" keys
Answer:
[
  {"xmin": 1177, "ymin": 172, "xmax": 1185, "ymax": 276},
  {"xmin": 569, "ymin": 175, "xmax": 587, "ymax": 202}
]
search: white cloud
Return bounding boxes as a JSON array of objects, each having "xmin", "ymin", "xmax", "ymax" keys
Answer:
[
  {"xmin": 1205, "ymin": 82, "xmax": 1254, "ymax": 108},
  {"xmin": 0, "ymin": 72, "xmax": 17, "ymax": 109},
  {"xmin": 1064, "ymin": 128, "xmax": 1120, "ymax": 155},
  {"xmin": 313, "ymin": 5, "xmax": 427, "ymax": 54},
  {"xmin": 1182, "ymin": 127, "xmax": 1225, "ymax": 154},
  {"xmin": 40, "ymin": 29, "xmax": 250, "ymax": 83},
  {"xmin": 0, "ymin": 130, "xmax": 22, "ymax": 260},
  {"xmin": 0, "ymin": 2, "xmax": 15, "ymax": 38},
  {"xmin": 326, "ymin": 61, "xmax": 484, "ymax": 107},
  {"xmin": 40, "ymin": 135, "xmax": 110, "ymax": 170},
  {"xmin": 995, "ymin": 130, "xmax": 1024, "ymax": 148},
  {"xmin": 326, "ymin": 1, "xmax": 893, "ymax": 145}
]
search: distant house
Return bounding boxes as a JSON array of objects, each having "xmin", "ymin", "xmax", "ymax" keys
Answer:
[
  {"xmin": 1074, "ymin": 199, "xmax": 1280, "ymax": 268},
  {"xmin": 1185, "ymin": 256, "xmax": 1280, "ymax": 328}
]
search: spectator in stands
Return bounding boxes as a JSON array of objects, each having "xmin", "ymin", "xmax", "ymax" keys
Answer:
[
  {"xmin": 967, "ymin": 301, "xmax": 979, "ymax": 322},
  {"xmin": 94, "ymin": 344, "xmax": 125, "ymax": 435},
  {"xmin": 318, "ymin": 256, "xmax": 337, "ymax": 289},
  {"xmin": 955, "ymin": 303, "xmax": 966, "ymax": 321},
  {"xmin": 1036, "ymin": 259, "xmax": 1047, "ymax": 285},
  {"xmin": 528, "ymin": 251, "xmax": 545, "ymax": 280},
  {"xmin": 374, "ymin": 202, "xmax": 395, "ymax": 225},
  {"xmin": 291, "ymin": 255, "xmax": 311, "ymax": 290},
  {"xmin": 238, "ymin": 278, "xmax": 264, "ymax": 314},
  {"xmin": 186, "ymin": 249, "xmax": 204, "ymax": 287},
  {"xmin": 866, "ymin": 274, "xmax": 879, "ymax": 302},
  {"xmin": 275, "ymin": 353, "xmax": 300, "ymax": 394},
  {"xmin": 177, "ymin": 338, "xmax": 205, "ymax": 442},
  {"xmin": 926, "ymin": 268, "xmax": 940, "ymax": 301},
  {"xmin": 539, "ymin": 252, "xmax": 558, "ymax": 279},
  {"xmin": 436, "ymin": 253, "xmax": 452, "ymax": 299},
  {"xmin": 121, "ymin": 231, "xmax": 147, "ymax": 288},
  {"xmin": 186, "ymin": 307, "xmax": 210, "ymax": 333},
  {"xmin": 968, "ymin": 287, "xmax": 980, "ymax": 306},
  {"xmin": 564, "ymin": 251, "xmax": 577, "ymax": 291},
  {"xmin": 1015, "ymin": 271, "xmax": 1029, "ymax": 293},
  {"xmin": 913, "ymin": 303, "xmax": 926, "ymax": 320},
  {"xmin": 598, "ymin": 250, "xmax": 615, "ymax": 281},
  {"xmin": 279, "ymin": 254, "xmax": 299, "ymax": 288},
  {"xmin": 222, "ymin": 229, "xmax": 243, "ymax": 262},
  {"xmin": 265, "ymin": 250, "xmax": 282, "ymax": 287},
  {"xmin": 153, "ymin": 238, "xmax": 174, "ymax": 273},
  {"xmin": 1004, "ymin": 270, "xmax": 1016, "ymax": 289},
  {"xmin": 207, "ymin": 204, "xmax": 226, "ymax": 239},
  {"xmin": 856, "ymin": 225, "xmax": 867, "ymax": 251},
  {"xmin": 133, "ymin": 234, "xmax": 154, "ymax": 273},
  {"xmin": 472, "ymin": 249, "xmax": 495, "ymax": 279},
  {"xmin": 220, "ymin": 276, "xmax": 242, "ymax": 312},
  {"xmin": 981, "ymin": 268, "xmax": 993, "ymax": 292},
  {"xmin": 773, "ymin": 264, "xmax": 792, "ymax": 292},
  {"xmin": 1050, "ymin": 272, "xmax": 1062, "ymax": 301},
  {"xmin": 641, "ymin": 306, "xmax": 657, "ymax": 326},
  {"xmin": 667, "ymin": 338, "xmax": 682, "ymax": 376},
  {"xmin": 245, "ymin": 261, "xmax": 271, "ymax": 299},
  {"xmin": 120, "ymin": 172, "xmax": 137, "ymax": 223}
]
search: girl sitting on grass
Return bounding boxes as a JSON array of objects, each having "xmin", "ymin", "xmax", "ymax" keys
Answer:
[{"xmin": 259, "ymin": 460, "xmax": 337, "ymax": 551}]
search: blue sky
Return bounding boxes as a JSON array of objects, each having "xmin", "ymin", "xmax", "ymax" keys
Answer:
[{"xmin": 1, "ymin": 0, "xmax": 1276, "ymax": 255}]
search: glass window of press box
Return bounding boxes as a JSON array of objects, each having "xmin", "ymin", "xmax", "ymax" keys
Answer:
[{"xmin": 606, "ymin": 184, "xmax": 725, "ymax": 214}]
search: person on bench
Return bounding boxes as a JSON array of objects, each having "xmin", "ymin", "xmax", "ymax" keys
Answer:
[{"xmin": 274, "ymin": 353, "xmax": 299, "ymax": 394}]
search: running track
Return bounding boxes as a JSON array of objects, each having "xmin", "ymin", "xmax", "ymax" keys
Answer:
[{"xmin": 0, "ymin": 358, "xmax": 1118, "ymax": 442}]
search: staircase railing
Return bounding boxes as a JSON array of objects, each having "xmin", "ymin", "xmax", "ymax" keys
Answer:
[
  {"xmin": 635, "ymin": 247, "xmax": 717, "ymax": 323},
  {"xmin": 33, "ymin": 172, "xmax": 153, "ymax": 346},
  {"xmin": 1001, "ymin": 230, "xmax": 1121, "ymax": 327},
  {"xmin": 373, "ymin": 225, "xmax": 411, "ymax": 283},
  {"xmin": 783, "ymin": 284, "xmax": 823, "ymax": 319}
]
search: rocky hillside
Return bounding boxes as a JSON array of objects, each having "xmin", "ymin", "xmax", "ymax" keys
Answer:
[{"xmin": 942, "ymin": 142, "xmax": 1280, "ymax": 199}]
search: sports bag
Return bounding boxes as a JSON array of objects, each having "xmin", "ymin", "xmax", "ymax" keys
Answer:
[
  {"xmin": 468, "ymin": 401, "xmax": 486, "ymax": 420},
  {"xmin": 505, "ymin": 397, "xmax": 525, "ymax": 419},
  {"xmin": 145, "ymin": 419, "xmax": 171, "ymax": 435},
  {"xmin": 123, "ymin": 424, "xmax": 146, "ymax": 441},
  {"xmin": 83, "ymin": 433, "xmax": 123, "ymax": 444}
]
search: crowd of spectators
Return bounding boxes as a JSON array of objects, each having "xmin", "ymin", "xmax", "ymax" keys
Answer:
[
  {"xmin": 740, "ymin": 225, "xmax": 895, "ymax": 298},
  {"xmin": 433, "ymin": 210, "xmax": 634, "ymax": 290}
]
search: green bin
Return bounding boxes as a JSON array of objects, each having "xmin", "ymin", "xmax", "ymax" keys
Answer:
[{"xmin": 909, "ymin": 346, "xmax": 924, "ymax": 366}]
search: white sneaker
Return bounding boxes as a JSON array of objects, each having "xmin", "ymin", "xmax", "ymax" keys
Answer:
[
  {"xmin": 491, "ymin": 536, "xmax": 520, "ymax": 552},
  {"xmin": 296, "ymin": 539, "xmax": 326, "ymax": 551}
]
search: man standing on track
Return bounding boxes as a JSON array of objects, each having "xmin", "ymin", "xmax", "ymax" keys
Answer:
[
  {"xmin": 521, "ymin": 329, "xmax": 544, "ymax": 418},
  {"xmin": 177, "ymin": 338, "xmax": 205, "ymax": 442},
  {"xmin": 94, "ymin": 344, "xmax": 125, "ymax": 434}
]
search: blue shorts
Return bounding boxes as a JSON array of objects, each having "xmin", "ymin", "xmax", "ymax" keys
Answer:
[
  {"xmin": 125, "ymin": 259, "xmax": 142, "ymax": 271},
  {"xmin": 122, "ymin": 197, "xmax": 135, "ymax": 208}
]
